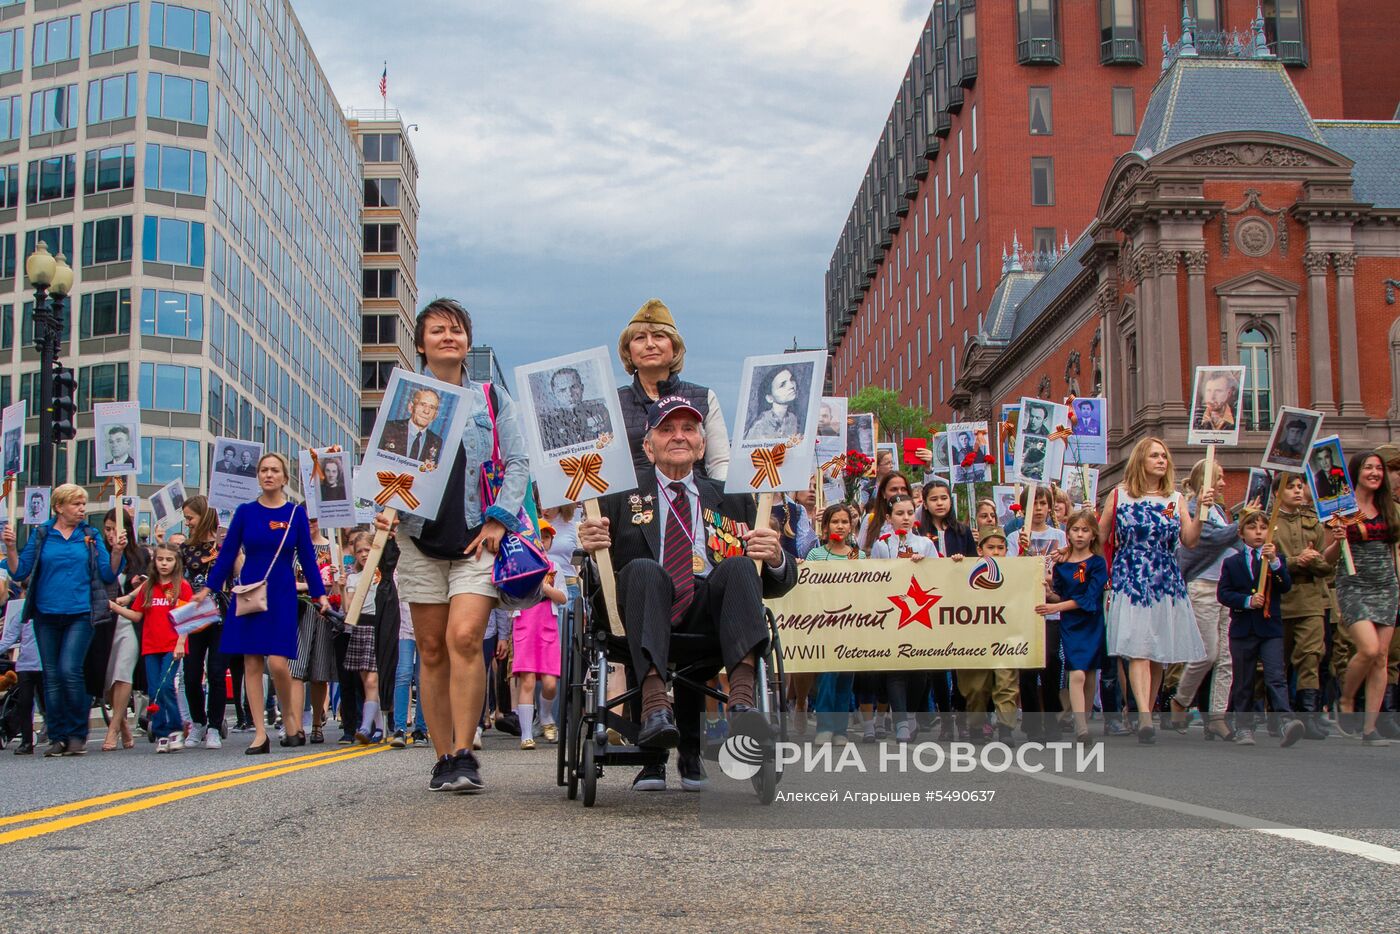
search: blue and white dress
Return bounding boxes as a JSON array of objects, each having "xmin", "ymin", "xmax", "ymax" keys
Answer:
[{"xmin": 1106, "ymin": 490, "xmax": 1206, "ymax": 664}]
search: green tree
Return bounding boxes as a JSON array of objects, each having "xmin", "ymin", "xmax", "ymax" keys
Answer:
[{"xmin": 848, "ymin": 387, "xmax": 939, "ymax": 440}]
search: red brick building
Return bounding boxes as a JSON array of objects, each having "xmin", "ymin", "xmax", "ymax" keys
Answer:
[
  {"xmin": 947, "ymin": 44, "xmax": 1400, "ymax": 488},
  {"xmin": 824, "ymin": 0, "xmax": 1396, "ymax": 423}
]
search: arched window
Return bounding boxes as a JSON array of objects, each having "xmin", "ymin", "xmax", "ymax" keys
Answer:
[{"xmin": 1239, "ymin": 327, "xmax": 1274, "ymax": 431}]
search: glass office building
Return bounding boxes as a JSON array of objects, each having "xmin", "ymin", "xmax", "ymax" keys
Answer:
[{"xmin": 0, "ymin": 0, "xmax": 360, "ymax": 527}]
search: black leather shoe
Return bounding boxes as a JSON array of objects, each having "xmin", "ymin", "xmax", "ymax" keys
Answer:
[
  {"xmin": 632, "ymin": 763, "xmax": 666, "ymax": 791},
  {"xmin": 727, "ymin": 704, "xmax": 772, "ymax": 742},
  {"xmin": 637, "ymin": 709, "xmax": 679, "ymax": 749},
  {"xmin": 678, "ymin": 751, "xmax": 709, "ymax": 791},
  {"xmin": 13, "ymin": 741, "xmax": 33, "ymax": 755}
]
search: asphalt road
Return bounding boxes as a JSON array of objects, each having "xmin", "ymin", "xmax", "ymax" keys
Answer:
[{"xmin": 1, "ymin": 723, "xmax": 1397, "ymax": 933}]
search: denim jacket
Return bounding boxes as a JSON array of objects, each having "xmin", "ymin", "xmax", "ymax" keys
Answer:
[{"xmin": 396, "ymin": 365, "xmax": 532, "ymax": 539}]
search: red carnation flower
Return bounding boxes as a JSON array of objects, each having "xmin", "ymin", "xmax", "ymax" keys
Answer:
[
  {"xmin": 961, "ymin": 452, "xmax": 977, "ymax": 468},
  {"xmin": 146, "ymin": 703, "xmax": 160, "ymax": 715},
  {"xmin": 984, "ymin": 454, "xmax": 996, "ymax": 465},
  {"xmin": 827, "ymin": 533, "xmax": 844, "ymax": 544},
  {"xmin": 1009, "ymin": 503, "xmax": 1023, "ymax": 514}
]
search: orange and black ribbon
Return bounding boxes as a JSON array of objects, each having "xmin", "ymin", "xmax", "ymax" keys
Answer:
[
  {"xmin": 374, "ymin": 471, "xmax": 420, "ymax": 510},
  {"xmin": 2, "ymin": 476, "xmax": 13, "ymax": 499},
  {"xmin": 819, "ymin": 453, "xmax": 846, "ymax": 480},
  {"xmin": 308, "ymin": 449, "xmax": 325, "ymax": 482},
  {"xmin": 560, "ymin": 452, "xmax": 608, "ymax": 500},
  {"xmin": 750, "ymin": 443, "xmax": 787, "ymax": 489},
  {"xmin": 1048, "ymin": 424, "xmax": 1074, "ymax": 443},
  {"xmin": 99, "ymin": 476, "xmax": 125, "ymax": 498}
]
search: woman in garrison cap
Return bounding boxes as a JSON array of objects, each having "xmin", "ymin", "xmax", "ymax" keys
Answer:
[{"xmin": 616, "ymin": 299, "xmax": 730, "ymax": 482}]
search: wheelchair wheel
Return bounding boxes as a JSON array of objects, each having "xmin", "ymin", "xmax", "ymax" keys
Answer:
[
  {"xmin": 556, "ymin": 614, "xmax": 573, "ymax": 788},
  {"xmin": 581, "ymin": 734, "xmax": 598, "ymax": 808},
  {"xmin": 752, "ymin": 758, "xmax": 777, "ymax": 805}
]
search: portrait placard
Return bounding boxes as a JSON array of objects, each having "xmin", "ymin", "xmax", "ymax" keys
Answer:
[
  {"xmin": 767, "ymin": 558, "xmax": 1045, "ymax": 673},
  {"xmin": 726, "ymin": 351, "xmax": 826, "ymax": 495},
  {"xmin": 814, "ymin": 397, "xmax": 848, "ymax": 506},
  {"xmin": 355, "ymin": 368, "xmax": 474, "ymax": 519},
  {"xmin": 352, "ymin": 467, "xmax": 380, "ymax": 525},
  {"xmin": 947, "ymin": 421, "xmax": 991, "ymax": 483},
  {"xmin": 847, "ymin": 413, "xmax": 877, "ymax": 479},
  {"xmin": 1060, "ymin": 465, "xmax": 1100, "ymax": 509},
  {"xmin": 93, "ymin": 401, "xmax": 142, "ymax": 477},
  {"xmin": 150, "ymin": 479, "xmax": 187, "ymax": 530},
  {"xmin": 1, "ymin": 401, "xmax": 23, "ymax": 480},
  {"xmin": 1305, "ymin": 435, "xmax": 1357, "ymax": 521},
  {"xmin": 1013, "ymin": 397, "xmax": 1069, "ymax": 485},
  {"xmin": 992, "ymin": 485, "xmax": 1018, "ymax": 528},
  {"xmin": 108, "ymin": 494, "xmax": 139, "ymax": 516},
  {"xmin": 1245, "ymin": 468, "xmax": 1273, "ymax": 513},
  {"xmin": 927, "ymin": 431, "xmax": 950, "ymax": 475},
  {"xmin": 21, "ymin": 487, "xmax": 49, "ymax": 525},
  {"xmin": 1261, "ymin": 406, "xmax": 1323, "ymax": 473},
  {"xmin": 299, "ymin": 448, "xmax": 356, "ymax": 528},
  {"xmin": 998, "ymin": 404, "xmax": 1019, "ymax": 478},
  {"xmin": 208, "ymin": 437, "xmax": 264, "ymax": 514},
  {"xmin": 1068, "ymin": 396, "xmax": 1108, "ymax": 464},
  {"xmin": 513, "ymin": 347, "xmax": 636, "ymax": 509},
  {"xmin": 1187, "ymin": 366, "xmax": 1247, "ymax": 447}
]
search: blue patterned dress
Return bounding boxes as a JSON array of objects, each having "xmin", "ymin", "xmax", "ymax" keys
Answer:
[{"xmin": 1106, "ymin": 491, "xmax": 1206, "ymax": 663}]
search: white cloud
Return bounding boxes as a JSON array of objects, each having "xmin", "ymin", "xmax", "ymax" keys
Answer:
[{"xmin": 295, "ymin": 0, "xmax": 927, "ymax": 407}]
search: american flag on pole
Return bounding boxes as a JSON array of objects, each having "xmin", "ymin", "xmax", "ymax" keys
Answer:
[{"xmin": 379, "ymin": 63, "xmax": 387, "ymax": 102}]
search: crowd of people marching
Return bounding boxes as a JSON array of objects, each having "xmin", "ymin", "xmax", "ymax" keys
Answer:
[{"xmin": 0, "ymin": 297, "xmax": 1396, "ymax": 799}]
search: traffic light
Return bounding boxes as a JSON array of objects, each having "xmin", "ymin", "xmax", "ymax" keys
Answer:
[{"xmin": 51, "ymin": 366, "xmax": 76, "ymax": 443}]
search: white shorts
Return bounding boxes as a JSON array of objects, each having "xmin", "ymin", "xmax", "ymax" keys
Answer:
[{"xmin": 396, "ymin": 534, "xmax": 498, "ymax": 605}]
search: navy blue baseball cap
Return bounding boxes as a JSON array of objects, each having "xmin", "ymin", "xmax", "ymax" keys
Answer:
[{"xmin": 645, "ymin": 395, "xmax": 703, "ymax": 431}]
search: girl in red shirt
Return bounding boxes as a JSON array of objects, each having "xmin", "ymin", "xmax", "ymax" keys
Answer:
[{"xmin": 111, "ymin": 544, "xmax": 193, "ymax": 753}]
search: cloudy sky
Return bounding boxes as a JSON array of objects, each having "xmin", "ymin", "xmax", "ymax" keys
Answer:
[{"xmin": 296, "ymin": 1, "xmax": 929, "ymax": 414}]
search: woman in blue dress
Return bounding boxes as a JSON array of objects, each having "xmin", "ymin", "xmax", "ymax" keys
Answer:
[
  {"xmin": 1102, "ymin": 438, "xmax": 1212, "ymax": 744},
  {"xmin": 196, "ymin": 452, "xmax": 329, "ymax": 754}
]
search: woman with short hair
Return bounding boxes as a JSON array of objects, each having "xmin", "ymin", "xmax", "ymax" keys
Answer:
[
  {"xmin": 195, "ymin": 453, "xmax": 329, "ymax": 754},
  {"xmin": 3, "ymin": 483, "xmax": 126, "ymax": 757},
  {"xmin": 375, "ymin": 298, "xmax": 531, "ymax": 793}
]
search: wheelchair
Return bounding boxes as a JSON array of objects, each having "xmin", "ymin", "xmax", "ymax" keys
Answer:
[{"xmin": 557, "ymin": 553, "xmax": 788, "ymax": 807}]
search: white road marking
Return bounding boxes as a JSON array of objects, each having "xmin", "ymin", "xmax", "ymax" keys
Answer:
[{"xmin": 1015, "ymin": 769, "xmax": 1400, "ymax": 866}]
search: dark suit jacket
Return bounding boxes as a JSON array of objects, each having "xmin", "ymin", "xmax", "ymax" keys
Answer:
[
  {"xmin": 380, "ymin": 419, "xmax": 444, "ymax": 464},
  {"xmin": 593, "ymin": 471, "xmax": 797, "ymax": 602},
  {"xmin": 1217, "ymin": 548, "xmax": 1292, "ymax": 639}
]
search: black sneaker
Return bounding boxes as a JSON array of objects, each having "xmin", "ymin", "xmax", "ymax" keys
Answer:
[
  {"xmin": 13, "ymin": 741, "xmax": 33, "ymax": 755},
  {"xmin": 389, "ymin": 730, "xmax": 407, "ymax": 748},
  {"xmin": 410, "ymin": 729, "xmax": 428, "ymax": 747},
  {"xmin": 43, "ymin": 740, "xmax": 66, "ymax": 758},
  {"xmin": 632, "ymin": 763, "xmax": 666, "ymax": 791},
  {"xmin": 64, "ymin": 737, "xmax": 87, "ymax": 756},
  {"xmin": 452, "ymin": 749, "xmax": 485, "ymax": 793},
  {"xmin": 337, "ymin": 731, "xmax": 354, "ymax": 746},
  {"xmin": 677, "ymin": 752, "xmax": 708, "ymax": 791},
  {"xmin": 429, "ymin": 753, "xmax": 458, "ymax": 791}
]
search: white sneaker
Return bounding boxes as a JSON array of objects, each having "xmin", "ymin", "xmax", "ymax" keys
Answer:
[
  {"xmin": 155, "ymin": 737, "xmax": 171, "ymax": 754},
  {"xmin": 204, "ymin": 728, "xmax": 222, "ymax": 750},
  {"xmin": 167, "ymin": 732, "xmax": 185, "ymax": 751},
  {"xmin": 473, "ymin": 727, "xmax": 483, "ymax": 751},
  {"xmin": 187, "ymin": 724, "xmax": 206, "ymax": 748}
]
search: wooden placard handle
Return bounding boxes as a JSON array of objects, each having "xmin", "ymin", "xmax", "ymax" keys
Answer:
[
  {"xmin": 583, "ymin": 498, "xmax": 623, "ymax": 637},
  {"xmin": 753, "ymin": 491, "xmax": 774, "ymax": 573},
  {"xmin": 344, "ymin": 507, "xmax": 396, "ymax": 625}
]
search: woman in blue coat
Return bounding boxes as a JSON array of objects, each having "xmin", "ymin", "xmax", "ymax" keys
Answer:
[{"xmin": 196, "ymin": 452, "xmax": 329, "ymax": 754}]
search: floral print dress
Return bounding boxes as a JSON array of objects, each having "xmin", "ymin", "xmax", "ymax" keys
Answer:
[{"xmin": 1106, "ymin": 490, "xmax": 1206, "ymax": 663}]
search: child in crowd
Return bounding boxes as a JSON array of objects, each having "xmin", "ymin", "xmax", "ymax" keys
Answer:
[
  {"xmin": 808, "ymin": 504, "xmax": 860, "ymax": 746},
  {"xmin": 111, "ymin": 544, "xmax": 193, "ymax": 753},
  {"xmin": 868, "ymin": 495, "xmax": 938, "ymax": 560},
  {"xmin": 345, "ymin": 532, "xmax": 386, "ymax": 745},
  {"xmin": 974, "ymin": 499, "xmax": 999, "ymax": 541},
  {"xmin": 1217, "ymin": 509, "xmax": 1303, "ymax": 747},
  {"xmin": 513, "ymin": 522, "xmax": 568, "ymax": 750},
  {"xmin": 1038, "ymin": 510, "xmax": 1109, "ymax": 744},
  {"xmin": 956, "ymin": 528, "xmax": 1021, "ymax": 743},
  {"xmin": 1012, "ymin": 485, "xmax": 1068, "ymax": 741}
]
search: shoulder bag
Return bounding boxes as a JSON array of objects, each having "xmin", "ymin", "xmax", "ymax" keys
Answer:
[
  {"xmin": 478, "ymin": 384, "xmax": 549, "ymax": 609},
  {"xmin": 231, "ymin": 504, "xmax": 298, "ymax": 617}
]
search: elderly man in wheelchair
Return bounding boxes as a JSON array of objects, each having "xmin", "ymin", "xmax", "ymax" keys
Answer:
[{"xmin": 576, "ymin": 395, "xmax": 796, "ymax": 793}]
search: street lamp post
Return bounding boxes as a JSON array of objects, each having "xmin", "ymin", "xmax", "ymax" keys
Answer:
[{"xmin": 24, "ymin": 242, "xmax": 74, "ymax": 487}]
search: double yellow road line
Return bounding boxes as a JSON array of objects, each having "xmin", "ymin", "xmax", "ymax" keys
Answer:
[{"xmin": 0, "ymin": 744, "xmax": 388, "ymax": 846}]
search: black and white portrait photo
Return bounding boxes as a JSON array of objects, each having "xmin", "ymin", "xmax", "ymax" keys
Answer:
[
  {"xmin": 1261, "ymin": 406, "xmax": 1323, "ymax": 472},
  {"xmin": 94, "ymin": 401, "xmax": 144, "ymax": 477},
  {"xmin": 319, "ymin": 456, "xmax": 349, "ymax": 502},
  {"xmin": 743, "ymin": 362, "xmax": 814, "ymax": 442},
  {"xmin": 208, "ymin": 437, "xmax": 265, "ymax": 514},
  {"xmin": 22, "ymin": 487, "xmax": 49, "ymax": 526},
  {"xmin": 947, "ymin": 421, "xmax": 990, "ymax": 483},
  {"xmin": 1022, "ymin": 400, "xmax": 1054, "ymax": 438},
  {"xmin": 1, "ymin": 401, "xmax": 22, "ymax": 479},
  {"xmin": 528, "ymin": 362, "xmax": 613, "ymax": 451}
]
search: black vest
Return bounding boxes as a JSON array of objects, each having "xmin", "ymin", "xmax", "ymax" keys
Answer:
[{"xmin": 618, "ymin": 374, "xmax": 712, "ymax": 480}]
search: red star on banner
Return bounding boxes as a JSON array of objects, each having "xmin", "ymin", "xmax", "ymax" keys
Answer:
[{"xmin": 888, "ymin": 576, "xmax": 943, "ymax": 629}]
